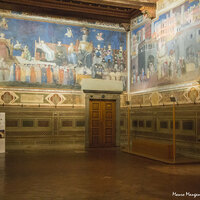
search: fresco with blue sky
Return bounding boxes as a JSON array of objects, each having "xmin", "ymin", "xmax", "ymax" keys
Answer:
[{"xmin": 0, "ymin": 15, "xmax": 127, "ymax": 89}]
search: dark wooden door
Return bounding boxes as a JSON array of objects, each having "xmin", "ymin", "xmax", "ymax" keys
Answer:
[{"xmin": 89, "ymin": 100, "xmax": 116, "ymax": 147}]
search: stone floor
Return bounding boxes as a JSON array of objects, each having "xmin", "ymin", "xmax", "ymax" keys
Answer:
[{"xmin": 0, "ymin": 148, "xmax": 200, "ymax": 200}]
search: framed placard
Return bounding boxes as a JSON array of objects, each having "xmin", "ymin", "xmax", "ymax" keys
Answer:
[
  {"xmin": 0, "ymin": 113, "xmax": 5, "ymax": 138},
  {"xmin": 0, "ymin": 113, "xmax": 5, "ymax": 153}
]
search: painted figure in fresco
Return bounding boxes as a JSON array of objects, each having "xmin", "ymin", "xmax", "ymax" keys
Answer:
[
  {"xmin": 149, "ymin": 62, "xmax": 154, "ymax": 76},
  {"xmin": 20, "ymin": 64, "xmax": 26, "ymax": 82},
  {"xmin": 93, "ymin": 44, "xmax": 102, "ymax": 65},
  {"xmin": 102, "ymin": 45, "xmax": 107, "ymax": 57},
  {"xmin": 25, "ymin": 64, "xmax": 31, "ymax": 83},
  {"xmin": 137, "ymin": 75, "xmax": 140, "ymax": 83},
  {"xmin": 96, "ymin": 65, "xmax": 103, "ymax": 79},
  {"xmin": 78, "ymin": 30, "xmax": 93, "ymax": 68},
  {"xmin": 69, "ymin": 68, "xmax": 74, "ymax": 85},
  {"xmin": 180, "ymin": 58, "xmax": 186, "ymax": 75},
  {"xmin": 41, "ymin": 65, "xmax": 47, "ymax": 84},
  {"xmin": 116, "ymin": 70, "xmax": 121, "ymax": 81},
  {"xmin": 81, "ymin": 27, "xmax": 89, "ymax": 36},
  {"xmin": 55, "ymin": 41, "xmax": 67, "ymax": 66},
  {"xmin": 68, "ymin": 43, "xmax": 77, "ymax": 64},
  {"xmin": 141, "ymin": 68, "xmax": 145, "ymax": 81},
  {"xmin": 46, "ymin": 65, "xmax": 53, "ymax": 84},
  {"xmin": 146, "ymin": 67, "xmax": 150, "ymax": 80},
  {"xmin": 168, "ymin": 62, "xmax": 172, "ymax": 78},
  {"xmin": 9, "ymin": 63, "xmax": 16, "ymax": 82},
  {"xmin": 59, "ymin": 66, "xmax": 64, "ymax": 85},
  {"xmin": 15, "ymin": 64, "xmax": 21, "ymax": 82},
  {"xmin": 91, "ymin": 64, "xmax": 97, "ymax": 78},
  {"xmin": 117, "ymin": 46, "xmax": 124, "ymax": 66},
  {"xmin": 101, "ymin": 58, "xmax": 106, "ymax": 69},
  {"xmin": 105, "ymin": 44, "xmax": 113, "ymax": 64},
  {"xmin": 110, "ymin": 70, "xmax": 116, "ymax": 80},
  {"xmin": 0, "ymin": 33, "xmax": 11, "ymax": 60},
  {"xmin": 35, "ymin": 64, "xmax": 41, "ymax": 84},
  {"xmin": 52, "ymin": 65, "xmax": 59, "ymax": 84},
  {"xmin": 121, "ymin": 75, "xmax": 127, "ymax": 90},
  {"xmin": 102, "ymin": 68, "xmax": 110, "ymax": 80},
  {"xmin": 64, "ymin": 67, "xmax": 70, "ymax": 85},
  {"xmin": 114, "ymin": 63, "xmax": 119, "ymax": 71},
  {"xmin": 21, "ymin": 46, "xmax": 31, "ymax": 61},
  {"xmin": 168, "ymin": 50, "xmax": 176, "ymax": 79},
  {"xmin": 133, "ymin": 73, "xmax": 136, "ymax": 84},
  {"xmin": 14, "ymin": 41, "xmax": 22, "ymax": 50},
  {"xmin": 0, "ymin": 18, "xmax": 8, "ymax": 30},
  {"xmin": 65, "ymin": 27, "xmax": 73, "ymax": 38},
  {"xmin": 0, "ymin": 33, "xmax": 5, "ymax": 39},
  {"xmin": 119, "ymin": 62, "xmax": 125, "ymax": 72},
  {"xmin": 30, "ymin": 65, "xmax": 36, "ymax": 83},
  {"xmin": 186, "ymin": 45, "xmax": 196, "ymax": 70},
  {"xmin": 0, "ymin": 58, "xmax": 9, "ymax": 81},
  {"xmin": 164, "ymin": 61, "xmax": 169, "ymax": 77},
  {"xmin": 96, "ymin": 32, "xmax": 104, "ymax": 41}
]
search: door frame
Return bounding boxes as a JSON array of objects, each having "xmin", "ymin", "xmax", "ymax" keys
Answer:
[
  {"xmin": 89, "ymin": 99, "xmax": 116, "ymax": 147},
  {"xmin": 85, "ymin": 93, "xmax": 121, "ymax": 148}
]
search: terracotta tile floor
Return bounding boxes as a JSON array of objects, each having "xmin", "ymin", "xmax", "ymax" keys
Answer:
[{"xmin": 0, "ymin": 148, "xmax": 199, "ymax": 200}]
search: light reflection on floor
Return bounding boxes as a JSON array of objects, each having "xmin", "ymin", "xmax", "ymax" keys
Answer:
[{"xmin": 0, "ymin": 149, "xmax": 199, "ymax": 200}]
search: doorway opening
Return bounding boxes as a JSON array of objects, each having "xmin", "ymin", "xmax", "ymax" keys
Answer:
[{"xmin": 89, "ymin": 100, "xmax": 116, "ymax": 147}]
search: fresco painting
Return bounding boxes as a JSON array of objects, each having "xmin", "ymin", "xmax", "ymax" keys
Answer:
[
  {"xmin": 131, "ymin": 0, "xmax": 200, "ymax": 92},
  {"xmin": 0, "ymin": 16, "xmax": 127, "ymax": 90}
]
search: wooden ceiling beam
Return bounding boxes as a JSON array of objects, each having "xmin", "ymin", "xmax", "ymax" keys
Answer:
[
  {"xmin": 39, "ymin": 0, "xmax": 131, "ymax": 11},
  {"xmin": 0, "ymin": 1, "xmax": 133, "ymax": 23},
  {"xmin": 0, "ymin": 0, "xmax": 131, "ymax": 18},
  {"xmin": 0, "ymin": 0, "xmax": 152, "ymax": 24},
  {"xmin": 72, "ymin": 0, "xmax": 156, "ymax": 9},
  {"xmin": 0, "ymin": 0, "xmax": 133, "ymax": 19}
]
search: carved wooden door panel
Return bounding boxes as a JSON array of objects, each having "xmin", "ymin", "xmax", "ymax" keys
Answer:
[
  {"xmin": 89, "ymin": 100, "xmax": 102, "ymax": 147},
  {"xmin": 89, "ymin": 100, "xmax": 116, "ymax": 147},
  {"xmin": 102, "ymin": 101, "xmax": 116, "ymax": 147}
]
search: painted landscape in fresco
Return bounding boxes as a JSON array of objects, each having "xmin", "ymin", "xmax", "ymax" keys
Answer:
[
  {"xmin": 0, "ymin": 15, "xmax": 127, "ymax": 90},
  {"xmin": 131, "ymin": 0, "xmax": 200, "ymax": 92}
]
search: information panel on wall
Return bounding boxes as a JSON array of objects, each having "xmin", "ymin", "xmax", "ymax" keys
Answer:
[{"xmin": 0, "ymin": 113, "xmax": 5, "ymax": 153}]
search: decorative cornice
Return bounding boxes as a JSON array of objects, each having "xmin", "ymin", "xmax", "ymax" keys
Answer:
[
  {"xmin": 140, "ymin": 6, "xmax": 156, "ymax": 19},
  {"xmin": 120, "ymin": 23, "xmax": 130, "ymax": 31}
]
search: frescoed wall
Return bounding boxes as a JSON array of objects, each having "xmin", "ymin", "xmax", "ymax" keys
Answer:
[
  {"xmin": 0, "ymin": 13, "xmax": 127, "ymax": 90},
  {"xmin": 131, "ymin": 0, "xmax": 200, "ymax": 92}
]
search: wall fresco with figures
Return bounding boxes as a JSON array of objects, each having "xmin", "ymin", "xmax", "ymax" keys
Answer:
[
  {"xmin": 0, "ymin": 14, "xmax": 127, "ymax": 90},
  {"xmin": 131, "ymin": 0, "xmax": 200, "ymax": 92}
]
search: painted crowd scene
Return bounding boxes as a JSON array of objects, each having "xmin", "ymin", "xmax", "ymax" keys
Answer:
[
  {"xmin": 131, "ymin": 0, "xmax": 200, "ymax": 92},
  {"xmin": 0, "ymin": 15, "xmax": 127, "ymax": 90}
]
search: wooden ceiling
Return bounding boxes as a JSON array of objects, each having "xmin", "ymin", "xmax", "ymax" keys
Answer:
[{"xmin": 0, "ymin": 0, "xmax": 157, "ymax": 23}]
